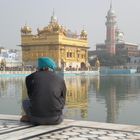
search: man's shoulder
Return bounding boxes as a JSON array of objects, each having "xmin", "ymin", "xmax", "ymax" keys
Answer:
[
  {"xmin": 48, "ymin": 71, "xmax": 64, "ymax": 81},
  {"xmin": 26, "ymin": 71, "xmax": 38, "ymax": 79}
]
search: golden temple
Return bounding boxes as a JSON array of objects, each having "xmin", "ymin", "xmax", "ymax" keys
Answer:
[{"xmin": 21, "ymin": 13, "xmax": 88, "ymax": 70}]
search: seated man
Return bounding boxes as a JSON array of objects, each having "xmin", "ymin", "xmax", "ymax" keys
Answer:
[{"xmin": 20, "ymin": 57, "xmax": 66, "ymax": 125}]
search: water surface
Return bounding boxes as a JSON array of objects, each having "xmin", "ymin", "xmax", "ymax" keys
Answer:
[{"xmin": 0, "ymin": 75, "xmax": 140, "ymax": 125}]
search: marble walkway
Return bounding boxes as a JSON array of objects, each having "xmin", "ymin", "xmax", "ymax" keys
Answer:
[{"xmin": 0, "ymin": 114, "xmax": 140, "ymax": 140}]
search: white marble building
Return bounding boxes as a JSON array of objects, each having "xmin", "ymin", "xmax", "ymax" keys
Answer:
[{"xmin": 0, "ymin": 48, "xmax": 22, "ymax": 67}]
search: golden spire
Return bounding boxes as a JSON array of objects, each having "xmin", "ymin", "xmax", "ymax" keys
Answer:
[{"xmin": 50, "ymin": 8, "xmax": 57, "ymax": 24}]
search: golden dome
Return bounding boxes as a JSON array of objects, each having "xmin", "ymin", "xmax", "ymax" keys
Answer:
[{"xmin": 21, "ymin": 24, "xmax": 32, "ymax": 34}]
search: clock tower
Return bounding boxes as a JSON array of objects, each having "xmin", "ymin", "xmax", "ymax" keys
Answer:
[{"xmin": 105, "ymin": 3, "xmax": 116, "ymax": 55}]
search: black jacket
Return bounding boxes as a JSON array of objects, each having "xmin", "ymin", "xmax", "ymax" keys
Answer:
[{"xmin": 26, "ymin": 70, "xmax": 66, "ymax": 123}]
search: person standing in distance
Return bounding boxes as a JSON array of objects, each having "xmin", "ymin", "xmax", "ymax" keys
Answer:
[{"xmin": 20, "ymin": 57, "xmax": 66, "ymax": 125}]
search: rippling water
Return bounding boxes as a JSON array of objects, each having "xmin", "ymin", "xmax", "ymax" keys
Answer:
[{"xmin": 0, "ymin": 75, "xmax": 140, "ymax": 125}]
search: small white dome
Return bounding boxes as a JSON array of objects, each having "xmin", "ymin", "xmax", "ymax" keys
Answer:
[{"xmin": 116, "ymin": 31, "xmax": 125, "ymax": 42}]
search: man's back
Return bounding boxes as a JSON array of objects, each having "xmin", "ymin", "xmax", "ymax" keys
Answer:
[{"xmin": 26, "ymin": 70, "xmax": 66, "ymax": 124}]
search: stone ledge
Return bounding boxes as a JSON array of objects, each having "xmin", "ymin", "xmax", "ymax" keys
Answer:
[{"xmin": 0, "ymin": 114, "xmax": 140, "ymax": 139}]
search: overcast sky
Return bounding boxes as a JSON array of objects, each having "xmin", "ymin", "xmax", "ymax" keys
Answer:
[{"xmin": 0, "ymin": 0, "xmax": 140, "ymax": 50}]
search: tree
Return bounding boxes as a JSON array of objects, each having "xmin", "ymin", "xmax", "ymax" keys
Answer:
[{"xmin": 97, "ymin": 53, "xmax": 127, "ymax": 66}]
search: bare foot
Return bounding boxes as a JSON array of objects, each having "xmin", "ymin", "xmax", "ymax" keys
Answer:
[{"xmin": 20, "ymin": 115, "xmax": 30, "ymax": 122}]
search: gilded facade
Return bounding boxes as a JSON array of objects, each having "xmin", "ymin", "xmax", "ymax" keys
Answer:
[
  {"xmin": 21, "ymin": 14, "xmax": 88, "ymax": 69},
  {"xmin": 64, "ymin": 76, "xmax": 100, "ymax": 119}
]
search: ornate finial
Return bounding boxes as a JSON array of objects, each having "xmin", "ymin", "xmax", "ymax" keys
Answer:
[
  {"xmin": 80, "ymin": 25, "xmax": 87, "ymax": 39},
  {"xmin": 25, "ymin": 20, "xmax": 27, "ymax": 26},
  {"xmin": 110, "ymin": 0, "xmax": 112, "ymax": 9},
  {"xmin": 52, "ymin": 8, "xmax": 55, "ymax": 17},
  {"xmin": 50, "ymin": 8, "xmax": 57, "ymax": 24},
  {"xmin": 83, "ymin": 25, "xmax": 85, "ymax": 30}
]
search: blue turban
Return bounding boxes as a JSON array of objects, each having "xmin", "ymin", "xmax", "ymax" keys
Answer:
[{"xmin": 38, "ymin": 57, "xmax": 56, "ymax": 70}]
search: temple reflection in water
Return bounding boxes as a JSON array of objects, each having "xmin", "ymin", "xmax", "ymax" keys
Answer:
[{"xmin": 64, "ymin": 76, "xmax": 100, "ymax": 120}]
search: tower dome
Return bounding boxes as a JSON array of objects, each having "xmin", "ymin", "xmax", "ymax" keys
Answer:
[
  {"xmin": 107, "ymin": 3, "xmax": 116, "ymax": 17},
  {"xmin": 108, "ymin": 9, "xmax": 115, "ymax": 16}
]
